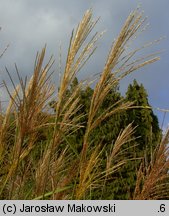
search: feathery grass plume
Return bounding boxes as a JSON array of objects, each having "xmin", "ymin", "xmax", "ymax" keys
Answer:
[
  {"xmin": 133, "ymin": 128, "xmax": 169, "ymax": 199},
  {"xmin": 0, "ymin": 85, "xmax": 21, "ymax": 198},
  {"xmin": 74, "ymin": 123, "xmax": 137, "ymax": 199},
  {"xmin": 0, "ymin": 86, "xmax": 19, "ymax": 173},
  {"xmin": 35, "ymin": 145, "xmax": 75, "ymax": 199},
  {"xmin": 74, "ymin": 125, "xmax": 136, "ymax": 200},
  {"xmin": 55, "ymin": 8, "xmax": 102, "ymax": 119},
  {"xmin": 0, "ymin": 47, "xmax": 55, "ymax": 198},
  {"xmin": 52, "ymin": 8, "xmax": 102, "ymax": 147},
  {"xmin": 53, "ymin": 9, "xmax": 102, "ymax": 137},
  {"xmin": 35, "ymin": 9, "xmax": 103, "ymax": 198},
  {"xmin": 76, "ymin": 8, "xmax": 160, "ymax": 199},
  {"xmin": 106, "ymin": 123, "xmax": 136, "ymax": 172},
  {"xmin": 52, "ymin": 156, "xmax": 78, "ymax": 200},
  {"xmin": 97, "ymin": 124, "xmax": 137, "ymax": 198},
  {"xmin": 81, "ymin": 7, "xmax": 160, "ymax": 159},
  {"xmin": 74, "ymin": 145, "xmax": 102, "ymax": 199}
]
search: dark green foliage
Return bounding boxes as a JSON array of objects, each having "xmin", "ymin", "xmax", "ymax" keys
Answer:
[
  {"xmin": 114, "ymin": 79, "xmax": 162, "ymax": 199},
  {"xmin": 125, "ymin": 79, "xmax": 161, "ymax": 161},
  {"xmin": 49, "ymin": 78, "xmax": 162, "ymax": 199}
]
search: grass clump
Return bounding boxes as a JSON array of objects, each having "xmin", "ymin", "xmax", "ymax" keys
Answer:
[{"xmin": 0, "ymin": 8, "xmax": 168, "ymax": 200}]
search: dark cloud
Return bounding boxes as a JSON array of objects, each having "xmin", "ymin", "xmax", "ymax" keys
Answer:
[{"xmin": 0, "ymin": 0, "xmax": 169, "ymax": 127}]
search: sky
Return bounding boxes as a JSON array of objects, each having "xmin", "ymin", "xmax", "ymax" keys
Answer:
[{"xmin": 0, "ymin": 0, "xmax": 169, "ymax": 129}]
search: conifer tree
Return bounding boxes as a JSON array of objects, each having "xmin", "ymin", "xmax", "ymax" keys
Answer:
[
  {"xmin": 125, "ymin": 79, "xmax": 161, "ymax": 162},
  {"xmin": 99, "ymin": 79, "xmax": 162, "ymax": 199}
]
